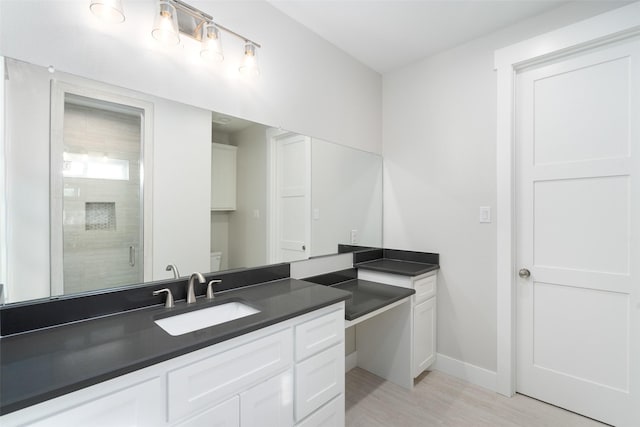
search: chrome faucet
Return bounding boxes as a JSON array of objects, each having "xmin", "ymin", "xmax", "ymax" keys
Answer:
[
  {"xmin": 187, "ymin": 272, "xmax": 205, "ymax": 304},
  {"xmin": 166, "ymin": 264, "xmax": 181, "ymax": 279}
]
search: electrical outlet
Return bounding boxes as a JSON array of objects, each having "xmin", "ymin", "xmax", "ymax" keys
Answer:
[{"xmin": 350, "ymin": 229, "xmax": 358, "ymax": 244}]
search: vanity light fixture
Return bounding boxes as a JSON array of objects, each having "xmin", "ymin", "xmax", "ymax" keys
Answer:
[
  {"xmin": 239, "ymin": 42, "xmax": 260, "ymax": 77},
  {"xmin": 89, "ymin": 0, "xmax": 126, "ymax": 23},
  {"xmin": 90, "ymin": 0, "xmax": 261, "ymax": 74},
  {"xmin": 200, "ymin": 23, "xmax": 224, "ymax": 63},
  {"xmin": 151, "ymin": 1, "xmax": 180, "ymax": 46},
  {"xmin": 151, "ymin": 0, "xmax": 261, "ymax": 74}
]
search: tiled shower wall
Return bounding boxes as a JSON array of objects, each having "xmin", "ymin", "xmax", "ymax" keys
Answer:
[{"xmin": 62, "ymin": 103, "xmax": 142, "ymax": 294}]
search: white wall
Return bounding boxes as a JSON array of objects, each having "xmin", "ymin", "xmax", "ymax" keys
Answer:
[
  {"xmin": 0, "ymin": 0, "xmax": 381, "ymax": 154},
  {"xmin": 382, "ymin": 1, "xmax": 627, "ymax": 375},
  {"xmin": 228, "ymin": 124, "xmax": 269, "ymax": 269}
]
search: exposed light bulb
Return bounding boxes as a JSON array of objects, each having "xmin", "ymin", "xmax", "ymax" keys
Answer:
[
  {"xmin": 239, "ymin": 42, "xmax": 260, "ymax": 77},
  {"xmin": 200, "ymin": 23, "xmax": 224, "ymax": 63},
  {"xmin": 89, "ymin": 0, "xmax": 125, "ymax": 24},
  {"xmin": 152, "ymin": 1, "xmax": 179, "ymax": 45}
]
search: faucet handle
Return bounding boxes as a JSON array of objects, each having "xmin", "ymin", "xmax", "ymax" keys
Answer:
[
  {"xmin": 153, "ymin": 288, "xmax": 175, "ymax": 308},
  {"xmin": 206, "ymin": 280, "xmax": 222, "ymax": 299}
]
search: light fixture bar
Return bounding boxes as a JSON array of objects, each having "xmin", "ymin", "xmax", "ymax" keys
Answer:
[{"xmin": 170, "ymin": 0, "xmax": 261, "ymax": 48}]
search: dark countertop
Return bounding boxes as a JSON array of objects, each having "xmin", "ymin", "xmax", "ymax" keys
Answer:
[
  {"xmin": 355, "ymin": 259, "xmax": 439, "ymax": 276},
  {"xmin": 0, "ymin": 279, "xmax": 350, "ymax": 416},
  {"xmin": 301, "ymin": 269, "xmax": 415, "ymax": 321},
  {"xmin": 329, "ymin": 279, "xmax": 414, "ymax": 320}
]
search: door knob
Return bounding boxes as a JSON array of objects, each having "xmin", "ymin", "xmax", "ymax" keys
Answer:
[{"xmin": 518, "ymin": 268, "xmax": 531, "ymax": 278}]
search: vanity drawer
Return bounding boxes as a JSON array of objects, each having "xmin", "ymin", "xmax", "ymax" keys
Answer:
[
  {"xmin": 295, "ymin": 309, "xmax": 343, "ymax": 361},
  {"xmin": 168, "ymin": 329, "xmax": 293, "ymax": 423},
  {"xmin": 175, "ymin": 396, "xmax": 239, "ymax": 427},
  {"xmin": 16, "ymin": 377, "xmax": 163, "ymax": 427},
  {"xmin": 295, "ymin": 394, "xmax": 344, "ymax": 427},
  {"xmin": 295, "ymin": 344, "xmax": 344, "ymax": 421},
  {"xmin": 413, "ymin": 274, "xmax": 436, "ymax": 303}
]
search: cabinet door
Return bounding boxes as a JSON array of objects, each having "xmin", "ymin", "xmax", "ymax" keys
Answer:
[
  {"xmin": 176, "ymin": 396, "xmax": 239, "ymax": 427},
  {"xmin": 211, "ymin": 143, "xmax": 237, "ymax": 210},
  {"xmin": 295, "ymin": 344, "xmax": 344, "ymax": 421},
  {"xmin": 240, "ymin": 370, "xmax": 293, "ymax": 427},
  {"xmin": 168, "ymin": 329, "xmax": 292, "ymax": 423},
  {"xmin": 413, "ymin": 297, "xmax": 436, "ymax": 377}
]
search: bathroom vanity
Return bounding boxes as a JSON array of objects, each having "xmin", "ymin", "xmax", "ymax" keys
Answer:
[
  {"xmin": 303, "ymin": 247, "xmax": 440, "ymax": 389},
  {"xmin": 0, "ymin": 270, "xmax": 350, "ymax": 426},
  {"xmin": 0, "ymin": 248, "xmax": 439, "ymax": 425}
]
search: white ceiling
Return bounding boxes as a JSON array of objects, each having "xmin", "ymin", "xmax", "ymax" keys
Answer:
[{"xmin": 267, "ymin": 0, "xmax": 575, "ymax": 73}]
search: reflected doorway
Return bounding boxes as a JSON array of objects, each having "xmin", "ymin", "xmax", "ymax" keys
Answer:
[
  {"xmin": 268, "ymin": 132, "xmax": 311, "ymax": 263},
  {"xmin": 50, "ymin": 83, "xmax": 153, "ymax": 296}
]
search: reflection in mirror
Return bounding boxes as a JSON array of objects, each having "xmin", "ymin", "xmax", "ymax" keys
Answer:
[
  {"xmin": 311, "ymin": 139, "xmax": 382, "ymax": 257},
  {"xmin": 59, "ymin": 97, "xmax": 144, "ymax": 295},
  {"xmin": 209, "ymin": 115, "xmax": 269, "ymax": 271},
  {"xmin": 1, "ymin": 57, "xmax": 382, "ymax": 305}
]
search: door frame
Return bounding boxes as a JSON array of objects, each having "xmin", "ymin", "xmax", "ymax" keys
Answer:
[
  {"xmin": 50, "ymin": 80, "xmax": 154, "ymax": 296},
  {"xmin": 494, "ymin": 2, "xmax": 640, "ymax": 397}
]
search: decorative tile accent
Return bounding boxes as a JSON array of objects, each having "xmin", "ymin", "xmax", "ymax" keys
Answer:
[{"xmin": 85, "ymin": 202, "xmax": 116, "ymax": 231}]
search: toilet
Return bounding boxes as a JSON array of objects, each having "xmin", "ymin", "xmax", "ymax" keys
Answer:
[{"xmin": 210, "ymin": 252, "xmax": 222, "ymax": 272}]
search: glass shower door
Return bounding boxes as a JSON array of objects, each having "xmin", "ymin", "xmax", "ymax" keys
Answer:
[{"xmin": 60, "ymin": 96, "xmax": 143, "ymax": 294}]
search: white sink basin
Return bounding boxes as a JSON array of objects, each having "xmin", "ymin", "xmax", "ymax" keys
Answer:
[{"xmin": 155, "ymin": 302, "xmax": 260, "ymax": 336}]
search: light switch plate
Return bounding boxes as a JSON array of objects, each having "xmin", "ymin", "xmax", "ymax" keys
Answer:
[{"xmin": 479, "ymin": 206, "xmax": 491, "ymax": 223}]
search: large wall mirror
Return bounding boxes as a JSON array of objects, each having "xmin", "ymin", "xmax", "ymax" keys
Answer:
[{"xmin": 1, "ymin": 57, "xmax": 382, "ymax": 305}]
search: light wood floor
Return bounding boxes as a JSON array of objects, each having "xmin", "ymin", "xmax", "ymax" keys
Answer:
[{"xmin": 345, "ymin": 368, "xmax": 607, "ymax": 427}]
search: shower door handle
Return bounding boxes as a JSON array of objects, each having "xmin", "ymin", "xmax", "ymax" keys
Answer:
[{"xmin": 129, "ymin": 245, "xmax": 136, "ymax": 267}]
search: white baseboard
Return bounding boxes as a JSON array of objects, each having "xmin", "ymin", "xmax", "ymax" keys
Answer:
[
  {"xmin": 345, "ymin": 351, "xmax": 358, "ymax": 373},
  {"xmin": 432, "ymin": 353, "xmax": 497, "ymax": 392}
]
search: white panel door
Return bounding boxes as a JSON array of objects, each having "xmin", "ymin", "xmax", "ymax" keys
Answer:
[
  {"xmin": 275, "ymin": 134, "xmax": 311, "ymax": 262},
  {"xmin": 516, "ymin": 39, "xmax": 640, "ymax": 426}
]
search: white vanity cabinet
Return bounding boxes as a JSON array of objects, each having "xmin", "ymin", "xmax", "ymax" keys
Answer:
[
  {"xmin": 211, "ymin": 142, "xmax": 237, "ymax": 211},
  {"xmin": 358, "ymin": 269, "xmax": 437, "ymax": 379},
  {"xmin": 293, "ymin": 308, "xmax": 345, "ymax": 426},
  {"xmin": 0, "ymin": 303, "xmax": 345, "ymax": 427}
]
